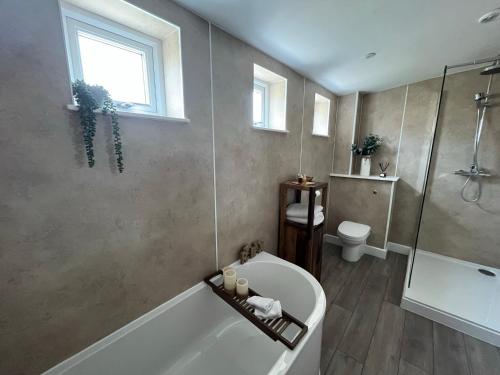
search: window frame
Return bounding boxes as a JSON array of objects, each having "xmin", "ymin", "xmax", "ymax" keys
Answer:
[
  {"xmin": 61, "ymin": 3, "xmax": 166, "ymax": 115},
  {"xmin": 312, "ymin": 93, "xmax": 331, "ymax": 137},
  {"xmin": 253, "ymin": 79, "xmax": 270, "ymax": 128}
]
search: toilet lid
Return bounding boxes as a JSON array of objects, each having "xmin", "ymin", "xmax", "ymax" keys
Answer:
[{"xmin": 338, "ymin": 221, "xmax": 371, "ymax": 239}]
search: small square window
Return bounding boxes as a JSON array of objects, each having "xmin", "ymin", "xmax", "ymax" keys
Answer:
[
  {"xmin": 312, "ymin": 93, "xmax": 330, "ymax": 137},
  {"xmin": 253, "ymin": 64, "xmax": 287, "ymax": 131},
  {"xmin": 61, "ymin": 3, "xmax": 166, "ymax": 115}
]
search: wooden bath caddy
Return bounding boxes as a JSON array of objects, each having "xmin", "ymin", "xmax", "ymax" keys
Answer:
[{"xmin": 204, "ymin": 271, "xmax": 308, "ymax": 350}]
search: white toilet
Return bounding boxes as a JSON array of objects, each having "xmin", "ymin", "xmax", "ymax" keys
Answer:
[{"xmin": 338, "ymin": 221, "xmax": 371, "ymax": 262}]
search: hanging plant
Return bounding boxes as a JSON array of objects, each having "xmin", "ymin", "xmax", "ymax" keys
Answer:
[
  {"xmin": 72, "ymin": 80, "xmax": 124, "ymax": 172},
  {"xmin": 102, "ymin": 96, "xmax": 124, "ymax": 173}
]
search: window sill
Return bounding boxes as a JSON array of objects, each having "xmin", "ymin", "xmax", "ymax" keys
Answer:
[
  {"xmin": 312, "ymin": 133, "xmax": 329, "ymax": 138},
  {"xmin": 252, "ymin": 125, "xmax": 289, "ymax": 134},
  {"xmin": 66, "ymin": 105, "xmax": 190, "ymax": 124}
]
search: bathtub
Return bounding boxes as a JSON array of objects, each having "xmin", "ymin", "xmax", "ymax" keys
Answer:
[{"xmin": 43, "ymin": 252, "xmax": 326, "ymax": 375}]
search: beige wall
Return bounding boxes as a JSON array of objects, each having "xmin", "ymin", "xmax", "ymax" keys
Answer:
[
  {"xmin": 390, "ymin": 78, "xmax": 440, "ymax": 246},
  {"xmin": 211, "ymin": 31, "xmax": 337, "ymax": 267},
  {"xmin": 418, "ymin": 70, "xmax": 500, "ymax": 268},
  {"xmin": 332, "ymin": 93, "xmax": 356, "ymax": 174},
  {"xmin": 211, "ymin": 28, "xmax": 302, "ymax": 267},
  {"xmin": 355, "ymin": 87, "xmax": 406, "ymax": 175},
  {"xmin": 327, "ymin": 178, "xmax": 393, "ymax": 248},
  {"xmin": 0, "ymin": 1, "xmax": 336, "ymax": 374},
  {"xmin": 330, "ymin": 69, "xmax": 500, "ymax": 269},
  {"xmin": 301, "ymin": 80, "xmax": 337, "ymax": 182},
  {"xmin": 329, "ymin": 84, "xmax": 437, "ymax": 248},
  {"xmin": 0, "ymin": 0, "xmax": 216, "ymax": 373}
]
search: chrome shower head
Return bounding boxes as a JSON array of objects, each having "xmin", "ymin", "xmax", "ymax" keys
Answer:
[
  {"xmin": 474, "ymin": 92, "xmax": 486, "ymax": 101},
  {"xmin": 481, "ymin": 60, "xmax": 500, "ymax": 75}
]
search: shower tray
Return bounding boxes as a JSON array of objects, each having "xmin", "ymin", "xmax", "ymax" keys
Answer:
[{"xmin": 401, "ymin": 249, "xmax": 500, "ymax": 347}]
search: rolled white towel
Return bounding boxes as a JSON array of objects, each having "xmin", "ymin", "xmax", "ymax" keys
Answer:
[
  {"xmin": 287, "ymin": 212, "xmax": 324, "ymax": 226},
  {"xmin": 254, "ymin": 300, "xmax": 282, "ymax": 320},
  {"xmin": 247, "ymin": 296, "xmax": 273, "ymax": 313},
  {"xmin": 286, "ymin": 203, "xmax": 323, "ymax": 218}
]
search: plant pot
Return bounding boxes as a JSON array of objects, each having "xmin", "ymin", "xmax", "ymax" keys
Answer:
[{"xmin": 360, "ymin": 156, "xmax": 371, "ymax": 176}]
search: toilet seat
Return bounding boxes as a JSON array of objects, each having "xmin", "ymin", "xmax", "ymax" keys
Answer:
[{"xmin": 338, "ymin": 221, "xmax": 370, "ymax": 240}]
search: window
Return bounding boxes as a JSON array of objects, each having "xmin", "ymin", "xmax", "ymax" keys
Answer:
[
  {"xmin": 253, "ymin": 64, "xmax": 287, "ymax": 131},
  {"xmin": 253, "ymin": 79, "xmax": 269, "ymax": 127},
  {"xmin": 60, "ymin": 0, "xmax": 184, "ymax": 118},
  {"xmin": 312, "ymin": 93, "xmax": 331, "ymax": 136}
]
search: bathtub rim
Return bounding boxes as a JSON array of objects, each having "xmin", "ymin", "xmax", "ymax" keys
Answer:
[{"xmin": 42, "ymin": 251, "xmax": 326, "ymax": 375}]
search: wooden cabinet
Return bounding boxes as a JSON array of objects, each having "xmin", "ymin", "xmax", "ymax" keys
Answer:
[{"xmin": 278, "ymin": 181, "xmax": 328, "ymax": 280}]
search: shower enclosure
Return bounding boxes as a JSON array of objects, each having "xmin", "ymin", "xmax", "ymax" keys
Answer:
[{"xmin": 402, "ymin": 56, "xmax": 500, "ymax": 347}]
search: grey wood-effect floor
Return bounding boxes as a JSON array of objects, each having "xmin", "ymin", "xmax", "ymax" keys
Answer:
[{"xmin": 320, "ymin": 244, "xmax": 500, "ymax": 375}]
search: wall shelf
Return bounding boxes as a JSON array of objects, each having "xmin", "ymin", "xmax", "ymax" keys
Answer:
[{"xmin": 330, "ymin": 173, "xmax": 399, "ymax": 182}]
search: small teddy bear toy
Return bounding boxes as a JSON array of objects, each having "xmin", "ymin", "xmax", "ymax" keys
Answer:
[
  {"xmin": 254, "ymin": 240, "xmax": 264, "ymax": 253},
  {"xmin": 240, "ymin": 244, "xmax": 251, "ymax": 264},
  {"xmin": 249, "ymin": 242, "xmax": 259, "ymax": 258},
  {"xmin": 249, "ymin": 240, "xmax": 264, "ymax": 257},
  {"xmin": 240, "ymin": 240, "xmax": 264, "ymax": 264}
]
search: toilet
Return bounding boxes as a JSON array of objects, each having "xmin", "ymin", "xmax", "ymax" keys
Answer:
[{"xmin": 338, "ymin": 221, "xmax": 371, "ymax": 262}]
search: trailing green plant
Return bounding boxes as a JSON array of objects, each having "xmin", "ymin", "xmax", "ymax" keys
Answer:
[
  {"xmin": 72, "ymin": 80, "xmax": 124, "ymax": 172},
  {"xmin": 352, "ymin": 133, "xmax": 383, "ymax": 156},
  {"xmin": 102, "ymin": 97, "xmax": 124, "ymax": 173},
  {"xmin": 72, "ymin": 80, "xmax": 98, "ymax": 168}
]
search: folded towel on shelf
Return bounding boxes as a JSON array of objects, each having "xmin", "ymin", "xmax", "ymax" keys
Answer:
[
  {"xmin": 254, "ymin": 300, "xmax": 282, "ymax": 319},
  {"xmin": 248, "ymin": 299, "xmax": 282, "ymax": 320},
  {"xmin": 286, "ymin": 203, "xmax": 323, "ymax": 218},
  {"xmin": 287, "ymin": 212, "xmax": 324, "ymax": 226},
  {"xmin": 246, "ymin": 296, "xmax": 274, "ymax": 313}
]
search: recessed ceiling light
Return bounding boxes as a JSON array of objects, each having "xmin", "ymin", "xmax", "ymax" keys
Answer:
[
  {"xmin": 365, "ymin": 52, "xmax": 377, "ymax": 59},
  {"xmin": 478, "ymin": 8, "xmax": 500, "ymax": 24}
]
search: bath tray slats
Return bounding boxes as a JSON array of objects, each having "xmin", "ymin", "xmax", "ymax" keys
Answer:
[{"xmin": 204, "ymin": 271, "xmax": 308, "ymax": 350}]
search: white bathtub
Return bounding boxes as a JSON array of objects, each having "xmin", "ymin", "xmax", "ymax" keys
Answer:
[{"xmin": 43, "ymin": 252, "xmax": 326, "ymax": 375}]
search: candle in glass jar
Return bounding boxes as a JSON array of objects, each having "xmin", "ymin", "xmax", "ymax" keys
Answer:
[
  {"xmin": 223, "ymin": 268, "xmax": 236, "ymax": 294},
  {"xmin": 236, "ymin": 278, "xmax": 249, "ymax": 298}
]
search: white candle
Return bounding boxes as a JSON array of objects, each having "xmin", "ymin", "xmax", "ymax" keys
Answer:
[
  {"xmin": 236, "ymin": 278, "xmax": 249, "ymax": 298},
  {"xmin": 223, "ymin": 268, "xmax": 236, "ymax": 295}
]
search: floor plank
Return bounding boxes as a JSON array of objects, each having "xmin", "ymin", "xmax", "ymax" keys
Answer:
[
  {"xmin": 321, "ymin": 304, "xmax": 352, "ymax": 372},
  {"xmin": 321, "ymin": 244, "xmax": 342, "ymax": 283},
  {"xmin": 433, "ymin": 322, "xmax": 470, "ymax": 375},
  {"xmin": 371, "ymin": 251, "xmax": 397, "ymax": 277},
  {"xmin": 464, "ymin": 335, "xmax": 500, "ymax": 375},
  {"xmin": 363, "ymin": 301, "xmax": 405, "ymax": 375},
  {"xmin": 338, "ymin": 272, "xmax": 388, "ymax": 363},
  {"xmin": 385, "ymin": 253, "xmax": 407, "ymax": 305},
  {"xmin": 322, "ymin": 259, "xmax": 356, "ymax": 308},
  {"xmin": 326, "ymin": 351, "xmax": 363, "ymax": 375},
  {"xmin": 398, "ymin": 359, "xmax": 430, "ymax": 375},
  {"xmin": 335, "ymin": 255, "xmax": 374, "ymax": 311},
  {"xmin": 321, "ymin": 248, "xmax": 500, "ymax": 375},
  {"xmin": 401, "ymin": 311, "xmax": 434, "ymax": 374}
]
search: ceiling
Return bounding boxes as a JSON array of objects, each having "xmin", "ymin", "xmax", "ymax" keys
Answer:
[{"xmin": 172, "ymin": 0, "xmax": 500, "ymax": 95}]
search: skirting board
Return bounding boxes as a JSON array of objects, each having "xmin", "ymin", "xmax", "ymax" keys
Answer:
[
  {"xmin": 386, "ymin": 242, "xmax": 411, "ymax": 255},
  {"xmin": 324, "ymin": 234, "xmax": 387, "ymax": 259},
  {"xmin": 401, "ymin": 249, "xmax": 500, "ymax": 347}
]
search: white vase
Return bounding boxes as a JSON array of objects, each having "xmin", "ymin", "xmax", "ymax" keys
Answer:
[{"xmin": 360, "ymin": 156, "xmax": 371, "ymax": 176}]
